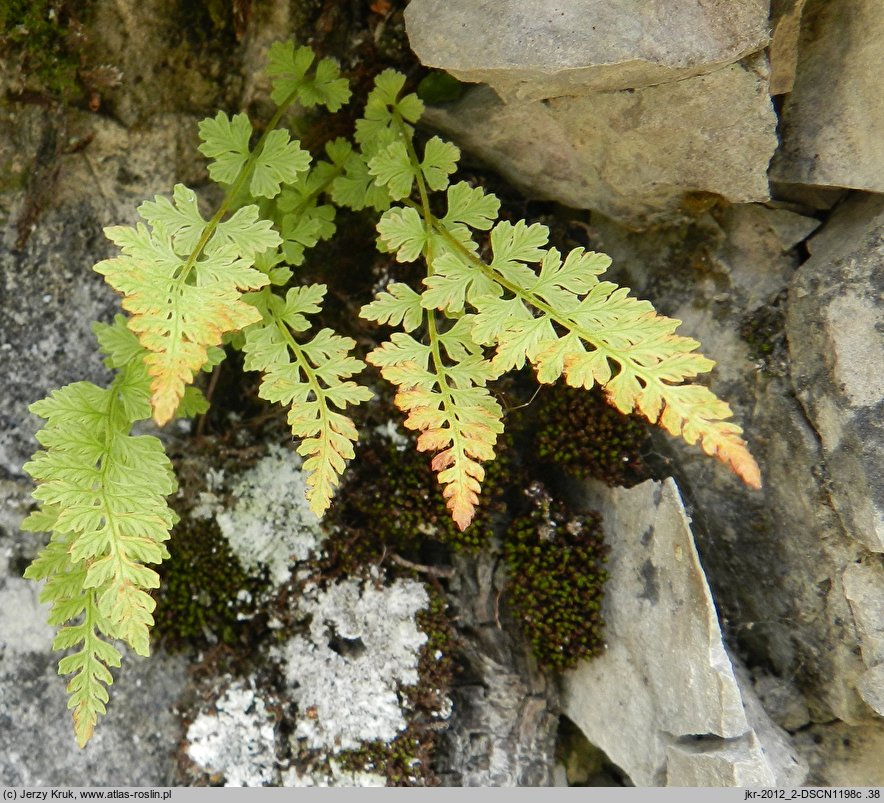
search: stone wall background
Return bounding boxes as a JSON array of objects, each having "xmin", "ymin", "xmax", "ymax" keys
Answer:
[{"xmin": 1, "ymin": 0, "xmax": 881, "ymax": 786}]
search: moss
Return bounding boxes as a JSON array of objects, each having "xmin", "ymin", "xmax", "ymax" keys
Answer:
[
  {"xmin": 503, "ymin": 483, "xmax": 608, "ymax": 671},
  {"xmin": 321, "ymin": 424, "xmax": 513, "ymax": 575},
  {"xmin": 739, "ymin": 293, "xmax": 787, "ymax": 373},
  {"xmin": 531, "ymin": 382, "xmax": 649, "ymax": 487},
  {"xmin": 154, "ymin": 515, "xmax": 269, "ymax": 650},
  {"xmin": 0, "ymin": 0, "xmax": 90, "ymax": 99},
  {"xmin": 337, "ymin": 591, "xmax": 455, "ymax": 786}
]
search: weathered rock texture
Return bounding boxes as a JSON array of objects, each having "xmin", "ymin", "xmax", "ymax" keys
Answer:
[
  {"xmin": 422, "ymin": 59, "xmax": 778, "ymax": 228},
  {"xmin": 406, "ymin": 0, "xmax": 770, "ymax": 101},
  {"xmin": 588, "ymin": 201, "xmax": 877, "ymax": 721},
  {"xmin": 768, "ymin": 0, "xmax": 808, "ymax": 95},
  {"xmin": 436, "ymin": 551, "xmax": 560, "ymax": 786},
  {"xmin": 770, "ymin": 0, "xmax": 884, "ymax": 192},
  {"xmin": 787, "ymin": 194, "xmax": 884, "ymax": 553},
  {"xmin": 562, "ymin": 479, "xmax": 806, "ymax": 786}
]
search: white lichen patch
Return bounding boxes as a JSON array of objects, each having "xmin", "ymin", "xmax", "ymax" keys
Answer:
[
  {"xmin": 280, "ymin": 763, "xmax": 387, "ymax": 787},
  {"xmin": 278, "ymin": 577, "xmax": 429, "ymax": 753},
  {"xmin": 213, "ymin": 445, "xmax": 323, "ymax": 586},
  {"xmin": 373, "ymin": 419, "xmax": 410, "ymax": 450},
  {"xmin": 186, "ymin": 683, "xmax": 277, "ymax": 787}
]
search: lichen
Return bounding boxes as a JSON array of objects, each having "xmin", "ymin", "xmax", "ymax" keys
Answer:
[
  {"xmin": 503, "ymin": 482, "xmax": 608, "ymax": 671},
  {"xmin": 186, "ymin": 683, "xmax": 278, "ymax": 787},
  {"xmin": 212, "ymin": 445, "xmax": 324, "ymax": 587},
  {"xmin": 277, "ymin": 576, "xmax": 431, "ymax": 753},
  {"xmin": 338, "ymin": 591, "xmax": 456, "ymax": 786}
]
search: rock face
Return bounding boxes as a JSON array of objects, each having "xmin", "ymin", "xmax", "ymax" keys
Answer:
[
  {"xmin": 422, "ymin": 59, "xmax": 778, "ymax": 228},
  {"xmin": 436, "ymin": 551, "xmax": 560, "ymax": 786},
  {"xmin": 787, "ymin": 194, "xmax": 884, "ymax": 553},
  {"xmin": 562, "ymin": 479, "xmax": 806, "ymax": 786},
  {"xmin": 589, "ymin": 201, "xmax": 883, "ymax": 721},
  {"xmin": 405, "ymin": 0, "xmax": 770, "ymax": 101},
  {"xmin": 769, "ymin": 0, "xmax": 884, "ymax": 192}
]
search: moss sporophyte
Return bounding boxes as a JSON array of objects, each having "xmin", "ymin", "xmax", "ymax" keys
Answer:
[{"xmin": 21, "ymin": 41, "xmax": 762, "ymax": 746}]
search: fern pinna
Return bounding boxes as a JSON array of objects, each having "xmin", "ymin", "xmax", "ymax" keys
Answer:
[
  {"xmin": 23, "ymin": 46, "xmax": 760, "ymax": 746},
  {"xmin": 352, "ymin": 70, "xmax": 760, "ymax": 527}
]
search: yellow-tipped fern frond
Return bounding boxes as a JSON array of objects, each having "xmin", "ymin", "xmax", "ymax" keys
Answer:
[
  {"xmin": 242, "ymin": 285, "xmax": 373, "ymax": 516},
  {"xmin": 21, "ymin": 347, "xmax": 177, "ymax": 746}
]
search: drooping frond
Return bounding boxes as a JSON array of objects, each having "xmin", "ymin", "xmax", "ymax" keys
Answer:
[
  {"xmin": 363, "ymin": 308, "xmax": 504, "ymax": 530},
  {"xmin": 418, "ymin": 206, "xmax": 761, "ymax": 488},
  {"xmin": 242, "ymin": 285, "xmax": 373, "ymax": 516},
  {"xmin": 21, "ymin": 358, "xmax": 178, "ymax": 745}
]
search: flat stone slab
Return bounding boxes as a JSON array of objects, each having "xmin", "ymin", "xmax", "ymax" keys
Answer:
[
  {"xmin": 422, "ymin": 59, "xmax": 777, "ymax": 228},
  {"xmin": 769, "ymin": 0, "xmax": 884, "ymax": 192},
  {"xmin": 562, "ymin": 478, "xmax": 806, "ymax": 786},
  {"xmin": 406, "ymin": 0, "xmax": 770, "ymax": 101},
  {"xmin": 787, "ymin": 194, "xmax": 884, "ymax": 552}
]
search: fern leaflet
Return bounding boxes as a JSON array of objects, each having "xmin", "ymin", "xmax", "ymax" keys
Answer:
[
  {"xmin": 21, "ymin": 342, "xmax": 178, "ymax": 745},
  {"xmin": 242, "ymin": 285, "xmax": 373, "ymax": 516},
  {"xmin": 420, "ymin": 204, "xmax": 762, "ymax": 488}
]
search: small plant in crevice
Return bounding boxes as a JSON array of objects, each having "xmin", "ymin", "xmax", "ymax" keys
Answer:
[
  {"xmin": 20, "ymin": 40, "xmax": 761, "ymax": 746},
  {"xmin": 503, "ymin": 483, "xmax": 608, "ymax": 672},
  {"xmin": 530, "ymin": 382, "xmax": 650, "ymax": 487}
]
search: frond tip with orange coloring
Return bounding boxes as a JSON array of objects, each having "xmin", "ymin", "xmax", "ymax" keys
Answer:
[
  {"xmin": 242, "ymin": 284, "xmax": 373, "ymax": 517},
  {"xmin": 95, "ymin": 186, "xmax": 281, "ymax": 424},
  {"xmin": 364, "ymin": 320, "xmax": 504, "ymax": 530},
  {"xmin": 412, "ymin": 208, "xmax": 762, "ymax": 490}
]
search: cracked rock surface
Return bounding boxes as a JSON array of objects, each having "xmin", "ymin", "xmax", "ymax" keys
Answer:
[{"xmin": 562, "ymin": 479, "xmax": 807, "ymax": 786}]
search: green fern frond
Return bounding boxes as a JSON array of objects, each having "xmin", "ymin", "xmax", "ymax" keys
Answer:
[
  {"xmin": 273, "ymin": 138, "xmax": 351, "ymax": 265},
  {"xmin": 22, "ymin": 359, "xmax": 178, "ymax": 745},
  {"xmin": 25, "ymin": 531, "xmax": 122, "ymax": 748},
  {"xmin": 94, "ymin": 176, "xmax": 285, "ymax": 424},
  {"xmin": 420, "ymin": 211, "xmax": 762, "ymax": 488},
  {"xmin": 266, "ymin": 41, "xmax": 351, "ymax": 112},
  {"xmin": 364, "ymin": 312, "xmax": 504, "ymax": 530},
  {"xmin": 242, "ymin": 286, "xmax": 373, "ymax": 516}
]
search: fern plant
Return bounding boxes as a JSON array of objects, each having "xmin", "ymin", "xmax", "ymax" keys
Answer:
[{"xmin": 23, "ymin": 42, "xmax": 760, "ymax": 746}]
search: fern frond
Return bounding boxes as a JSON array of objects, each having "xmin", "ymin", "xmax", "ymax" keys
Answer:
[
  {"xmin": 242, "ymin": 286, "xmax": 373, "ymax": 516},
  {"xmin": 266, "ymin": 41, "xmax": 351, "ymax": 112},
  {"xmin": 22, "ymin": 360, "xmax": 177, "ymax": 745},
  {"xmin": 419, "ymin": 212, "xmax": 761, "ymax": 488},
  {"xmin": 363, "ymin": 312, "xmax": 504, "ymax": 530},
  {"xmin": 95, "ymin": 187, "xmax": 280, "ymax": 424}
]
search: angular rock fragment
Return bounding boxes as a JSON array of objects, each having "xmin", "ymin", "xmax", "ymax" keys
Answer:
[
  {"xmin": 421, "ymin": 60, "xmax": 777, "ymax": 228},
  {"xmin": 787, "ymin": 194, "xmax": 884, "ymax": 552},
  {"xmin": 562, "ymin": 479, "xmax": 806, "ymax": 786},
  {"xmin": 406, "ymin": 0, "xmax": 770, "ymax": 101},
  {"xmin": 769, "ymin": 0, "xmax": 884, "ymax": 192}
]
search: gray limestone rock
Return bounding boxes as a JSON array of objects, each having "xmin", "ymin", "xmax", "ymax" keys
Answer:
[
  {"xmin": 436, "ymin": 551, "xmax": 560, "ymax": 786},
  {"xmin": 768, "ymin": 0, "xmax": 808, "ymax": 95},
  {"xmin": 587, "ymin": 202, "xmax": 875, "ymax": 725},
  {"xmin": 769, "ymin": 0, "xmax": 884, "ymax": 192},
  {"xmin": 405, "ymin": 0, "xmax": 770, "ymax": 101},
  {"xmin": 562, "ymin": 479, "xmax": 806, "ymax": 787},
  {"xmin": 421, "ymin": 59, "xmax": 778, "ymax": 229},
  {"xmin": 793, "ymin": 721, "xmax": 884, "ymax": 786},
  {"xmin": 787, "ymin": 194, "xmax": 884, "ymax": 553}
]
